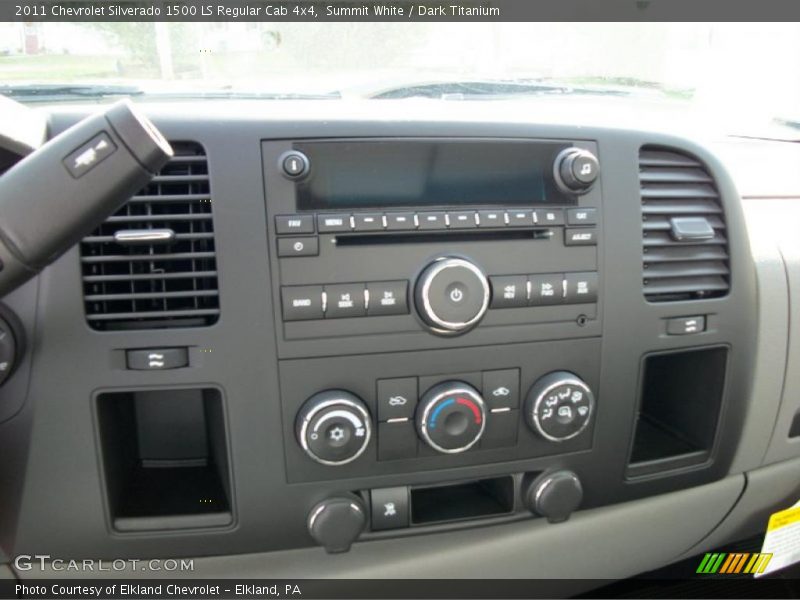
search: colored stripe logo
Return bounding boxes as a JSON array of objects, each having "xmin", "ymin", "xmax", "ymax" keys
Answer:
[{"xmin": 696, "ymin": 552, "xmax": 772, "ymax": 574}]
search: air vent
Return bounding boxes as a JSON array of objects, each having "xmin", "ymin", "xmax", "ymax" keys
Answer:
[
  {"xmin": 639, "ymin": 146, "xmax": 730, "ymax": 302},
  {"xmin": 81, "ymin": 142, "xmax": 219, "ymax": 330}
]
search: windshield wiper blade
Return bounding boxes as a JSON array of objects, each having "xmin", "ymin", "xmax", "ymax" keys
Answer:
[
  {"xmin": 0, "ymin": 84, "xmax": 341, "ymax": 103},
  {"xmin": 0, "ymin": 83, "xmax": 145, "ymax": 102},
  {"xmin": 367, "ymin": 79, "xmax": 634, "ymax": 100},
  {"xmin": 136, "ymin": 90, "xmax": 342, "ymax": 100}
]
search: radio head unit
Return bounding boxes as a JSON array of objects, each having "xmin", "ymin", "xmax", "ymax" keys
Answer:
[{"xmin": 262, "ymin": 137, "xmax": 601, "ymax": 351}]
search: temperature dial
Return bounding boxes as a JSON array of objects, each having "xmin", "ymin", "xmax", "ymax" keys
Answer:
[
  {"xmin": 525, "ymin": 371, "xmax": 594, "ymax": 442},
  {"xmin": 296, "ymin": 390, "xmax": 372, "ymax": 466},
  {"xmin": 416, "ymin": 381, "xmax": 486, "ymax": 454}
]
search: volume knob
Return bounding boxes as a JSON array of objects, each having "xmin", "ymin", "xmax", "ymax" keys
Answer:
[{"xmin": 414, "ymin": 257, "xmax": 490, "ymax": 335}]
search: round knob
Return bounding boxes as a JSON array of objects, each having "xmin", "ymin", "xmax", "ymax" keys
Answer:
[
  {"xmin": 414, "ymin": 257, "xmax": 490, "ymax": 335},
  {"xmin": 279, "ymin": 150, "xmax": 310, "ymax": 179},
  {"xmin": 525, "ymin": 371, "xmax": 594, "ymax": 442},
  {"xmin": 524, "ymin": 470, "xmax": 583, "ymax": 523},
  {"xmin": 307, "ymin": 495, "xmax": 366, "ymax": 553},
  {"xmin": 296, "ymin": 390, "xmax": 372, "ymax": 466},
  {"xmin": 416, "ymin": 381, "xmax": 486, "ymax": 454},
  {"xmin": 554, "ymin": 148, "xmax": 599, "ymax": 194}
]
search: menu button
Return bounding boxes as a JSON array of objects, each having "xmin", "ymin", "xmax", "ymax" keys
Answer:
[{"xmin": 318, "ymin": 214, "xmax": 352, "ymax": 233}]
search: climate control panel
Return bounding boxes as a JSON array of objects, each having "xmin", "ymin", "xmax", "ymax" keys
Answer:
[{"xmin": 292, "ymin": 365, "xmax": 597, "ymax": 475}]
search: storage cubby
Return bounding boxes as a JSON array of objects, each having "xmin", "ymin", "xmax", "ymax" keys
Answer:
[
  {"xmin": 410, "ymin": 476, "xmax": 514, "ymax": 524},
  {"xmin": 96, "ymin": 388, "xmax": 232, "ymax": 531},
  {"xmin": 627, "ymin": 347, "xmax": 728, "ymax": 477}
]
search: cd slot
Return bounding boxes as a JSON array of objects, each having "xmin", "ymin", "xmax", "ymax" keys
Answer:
[{"xmin": 335, "ymin": 228, "xmax": 553, "ymax": 246}]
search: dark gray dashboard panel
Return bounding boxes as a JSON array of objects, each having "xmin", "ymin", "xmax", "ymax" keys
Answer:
[{"xmin": 0, "ymin": 106, "xmax": 757, "ymax": 561}]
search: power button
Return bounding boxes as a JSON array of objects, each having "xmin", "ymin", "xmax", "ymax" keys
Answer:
[{"xmin": 415, "ymin": 258, "xmax": 490, "ymax": 334}]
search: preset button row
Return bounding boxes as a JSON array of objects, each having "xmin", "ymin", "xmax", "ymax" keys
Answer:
[
  {"xmin": 312, "ymin": 208, "xmax": 597, "ymax": 233},
  {"xmin": 490, "ymin": 272, "xmax": 598, "ymax": 308},
  {"xmin": 282, "ymin": 281, "xmax": 409, "ymax": 321}
]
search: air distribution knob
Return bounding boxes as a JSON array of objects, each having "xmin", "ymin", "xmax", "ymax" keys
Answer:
[
  {"xmin": 296, "ymin": 390, "xmax": 372, "ymax": 466},
  {"xmin": 554, "ymin": 148, "xmax": 599, "ymax": 194},
  {"xmin": 416, "ymin": 381, "xmax": 486, "ymax": 454},
  {"xmin": 414, "ymin": 257, "xmax": 490, "ymax": 335},
  {"xmin": 525, "ymin": 371, "xmax": 595, "ymax": 442},
  {"xmin": 307, "ymin": 495, "xmax": 367, "ymax": 553}
]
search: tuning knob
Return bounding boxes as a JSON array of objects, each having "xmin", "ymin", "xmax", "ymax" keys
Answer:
[
  {"xmin": 307, "ymin": 495, "xmax": 367, "ymax": 553},
  {"xmin": 296, "ymin": 390, "xmax": 372, "ymax": 466},
  {"xmin": 414, "ymin": 257, "xmax": 490, "ymax": 335},
  {"xmin": 523, "ymin": 470, "xmax": 583, "ymax": 523},
  {"xmin": 554, "ymin": 148, "xmax": 599, "ymax": 194},
  {"xmin": 525, "ymin": 371, "xmax": 594, "ymax": 442},
  {"xmin": 416, "ymin": 381, "xmax": 486, "ymax": 454}
]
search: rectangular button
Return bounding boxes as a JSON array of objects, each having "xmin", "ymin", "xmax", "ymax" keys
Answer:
[
  {"xmin": 324, "ymin": 283, "xmax": 366, "ymax": 318},
  {"xmin": 490, "ymin": 275, "xmax": 528, "ymax": 308},
  {"xmin": 482, "ymin": 368, "xmax": 520, "ymax": 410},
  {"xmin": 528, "ymin": 274, "xmax": 564, "ymax": 305},
  {"xmin": 378, "ymin": 422, "xmax": 418, "ymax": 461},
  {"xmin": 448, "ymin": 211, "xmax": 477, "ymax": 229},
  {"xmin": 478, "ymin": 210, "xmax": 505, "ymax": 228},
  {"xmin": 354, "ymin": 213, "xmax": 384, "ymax": 232},
  {"xmin": 317, "ymin": 214, "xmax": 352, "ymax": 232},
  {"xmin": 367, "ymin": 281, "xmax": 409, "ymax": 316},
  {"xmin": 666, "ymin": 315, "xmax": 706, "ymax": 335},
  {"xmin": 377, "ymin": 377, "xmax": 418, "ymax": 421},
  {"xmin": 277, "ymin": 236, "xmax": 318, "ymax": 257},
  {"xmin": 371, "ymin": 486, "xmax": 410, "ymax": 530},
  {"xmin": 281, "ymin": 286, "xmax": 324, "ymax": 321},
  {"xmin": 385, "ymin": 212, "xmax": 416, "ymax": 230},
  {"xmin": 565, "ymin": 228, "xmax": 597, "ymax": 246},
  {"xmin": 533, "ymin": 208, "xmax": 564, "ymax": 226},
  {"xmin": 564, "ymin": 272, "xmax": 598, "ymax": 303},
  {"xmin": 64, "ymin": 132, "xmax": 117, "ymax": 178},
  {"xmin": 127, "ymin": 347, "xmax": 188, "ymax": 370},
  {"xmin": 417, "ymin": 212, "xmax": 447, "ymax": 230},
  {"xmin": 481, "ymin": 409, "xmax": 519, "ymax": 449},
  {"xmin": 507, "ymin": 209, "xmax": 534, "ymax": 227},
  {"xmin": 566, "ymin": 208, "xmax": 597, "ymax": 226},
  {"xmin": 275, "ymin": 214, "xmax": 314, "ymax": 235}
]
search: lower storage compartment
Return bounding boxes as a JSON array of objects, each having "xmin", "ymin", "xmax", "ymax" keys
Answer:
[
  {"xmin": 410, "ymin": 476, "xmax": 515, "ymax": 524},
  {"xmin": 96, "ymin": 387, "xmax": 233, "ymax": 531},
  {"xmin": 627, "ymin": 346, "xmax": 728, "ymax": 478}
]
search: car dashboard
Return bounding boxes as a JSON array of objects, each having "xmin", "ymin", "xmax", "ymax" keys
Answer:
[{"xmin": 1, "ymin": 100, "xmax": 800, "ymax": 592}]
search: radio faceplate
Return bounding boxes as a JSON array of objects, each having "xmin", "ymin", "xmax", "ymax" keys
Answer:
[{"xmin": 262, "ymin": 138, "xmax": 602, "ymax": 359}]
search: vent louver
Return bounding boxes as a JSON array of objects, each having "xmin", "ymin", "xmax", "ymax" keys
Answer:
[
  {"xmin": 81, "ymin": 141, "xmax": 219, "ymax": 330},
  {"xmin": 639, "ymin": 146, "xmax": 730, "ymax": 302}
]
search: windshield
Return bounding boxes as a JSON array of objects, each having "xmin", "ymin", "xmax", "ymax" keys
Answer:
[{"xmin": 3, "ymin": 22, "xmax": 800, "ymax": 134}]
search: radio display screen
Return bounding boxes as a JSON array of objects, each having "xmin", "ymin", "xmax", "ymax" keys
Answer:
[{"xmin": 293, "ymin": 140, "xmax": 576, "ymax": 210}]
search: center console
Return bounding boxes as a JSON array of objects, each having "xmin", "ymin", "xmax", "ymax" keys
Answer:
[{"xmin": 256, "ymin": 134, "xmax": 754, "ymax": 551}]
